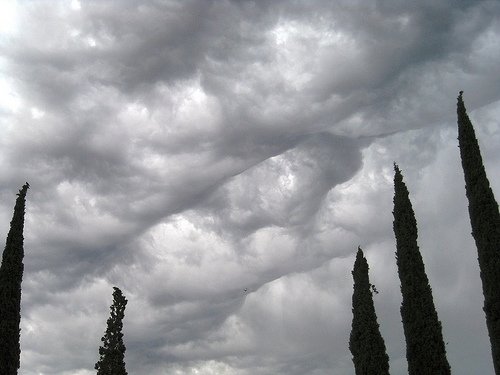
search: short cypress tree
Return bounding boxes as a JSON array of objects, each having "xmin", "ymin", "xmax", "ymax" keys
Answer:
[
  {"xmin": 0, "ymin": 183, "xmax": 29, "ymax": 375},
  {"xmin": 457, "ymin": 91, "xmax": 500, "ymax": 373},
  {"xmin": 349, "ymin": 247, "xmax": 390, "ymax": 375},
  {"xmin": 95, "ymin": 287, "xmax": 128, "ymax": 375},
  {"xmin": 393, "ymin": 165, "xmax": 450, "ymax": 375}
]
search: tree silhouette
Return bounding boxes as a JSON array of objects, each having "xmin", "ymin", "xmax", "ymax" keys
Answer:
[
  {"xmin": 393, "ymin": 165, "xmax": 450, "ymax": 375},
  {"xmin": 457, "ymin": 91, "xmax": 500, "ymax": 373},
  {"xmin": 349, "ymin": 247, "xmax": 390, "ymax": 375},
  {"xmin": 0, "ymin": 183, "xmax": 29, "ymax": 375},
  {"xmin": 95, "ymin": 287, "xmax": 128, "ymax": 375}
]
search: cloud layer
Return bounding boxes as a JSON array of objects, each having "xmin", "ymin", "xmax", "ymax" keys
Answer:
[{"xmin": 0, "ymin": 1, "xmax": 499, "ymax": 374}]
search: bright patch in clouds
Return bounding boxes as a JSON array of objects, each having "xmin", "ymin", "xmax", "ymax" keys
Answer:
[
  {"xmin": 270, "ymin": 20, "xmax": 352, "ymax": 90},
  {"xmin": 0, "ymin": 0, "xmax": 18, "ymax": 35},
  {"xmin": 30, "ymin": 107, "xmax": 45, "ymax": 119},
  {"xmin": 86, "ymin": 36, "xmax": 96, "ymax": 47},
  {"xmin": 71, "ymin": 0, "xmax": 81, "ymax": 11},
  {"xmin": 0, "ymin": 78, "xmax": 22, "ymax": 113}
]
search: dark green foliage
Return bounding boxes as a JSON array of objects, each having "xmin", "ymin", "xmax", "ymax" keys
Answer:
[
  {"xmin": 349, "ymin": 247, "xmax": 390, "ymax": 375},
  {"xmin": 457, "ymin": 92, "xmax": 500, "ymax": 373},
  {"xmin": 393, "ymin": 165, "xmax": 450, "ymax": 375},
  {"xmin": 0, "ymin": 183, "xmax": 29, "ymax": 375},
  {"xmin": 95, "ymin": 287, "xmax": 128, "ymax": 375}
]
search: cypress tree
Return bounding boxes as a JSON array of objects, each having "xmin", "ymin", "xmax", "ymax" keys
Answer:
[
  {"xmin": 349, "ymin": 247, "xmax": 390, "ymax": 375},
  {"xmin": 393, "ymin": 165, "xmax": 450, "ymax": 375},
  {"xmin": 95, "ymin": 287, "xmax": 128, "ymax": 375},
  {"xmin": 457, "ymin": 91, "xmax": 500, "ymax": 373},
  {"xmin": 0, "ymin": 183, "xmax": 29, "ymax": 375}
]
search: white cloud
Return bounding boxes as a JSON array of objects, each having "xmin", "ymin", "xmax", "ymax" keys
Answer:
[
  {"xmin": 70, "ymin": 0, "xmax": 81, "ymax": 11},
  {"xmin": 0, "ymin": 0, "xmax": 19, "ymax": 35}
]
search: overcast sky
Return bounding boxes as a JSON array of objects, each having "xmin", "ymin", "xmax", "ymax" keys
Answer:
[{"xmin": 1, "ymin": 1, "xmax": 500, "ymax": 374}]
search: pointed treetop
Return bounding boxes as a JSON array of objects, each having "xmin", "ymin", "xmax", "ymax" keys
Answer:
[
  {"xmin": 457, "ymin": 91, "xmax": 476, "ymax": 136},
  {"xmin": 393, "ymin": 164, "xmax": 408, "ymax": 201},
  {"xmin": 112, "ymin": 287, "xmax": 127, "ymax": 305},
  {"xmin": 353, "ymin": 247, "xmax": 369, "ymax": 281},
  {"xmin": 16, "ymin": 183, "xmax": 29, "ymax": 198},
  {"xmin": 394, "ymin": 163, "xmax": 401, "ymax": 177},
  {"xmin": 457, "ymin": 90, "xmax": 467, "ymax": 115}
]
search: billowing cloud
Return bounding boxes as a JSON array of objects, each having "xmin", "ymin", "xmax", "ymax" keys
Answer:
[{"xmin": 0, "ymin": 1, "xmax": 499, "ymax": 374}]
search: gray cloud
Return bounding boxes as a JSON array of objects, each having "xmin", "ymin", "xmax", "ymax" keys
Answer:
[{"xmin": 0, "ymin": 0, "xmax": 499, "ymax": 374}]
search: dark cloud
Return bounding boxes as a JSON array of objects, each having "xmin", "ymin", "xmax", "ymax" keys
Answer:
[{"xmin": 0, "ymin": 0, "xmax": 499, "ymax": 374}]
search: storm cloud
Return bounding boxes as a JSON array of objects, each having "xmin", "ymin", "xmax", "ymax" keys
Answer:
[{"xmin": 0, "ymin": 1, "xmax": 499, "ymax": 374}]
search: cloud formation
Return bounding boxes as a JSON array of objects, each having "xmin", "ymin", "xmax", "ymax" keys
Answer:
[{"xmin": 0, "ymin": 1, "xmax": 499, "ymax": 374}]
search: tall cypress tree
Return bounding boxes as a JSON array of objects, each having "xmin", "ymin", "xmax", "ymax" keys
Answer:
[
  {"xmin": 0, "ymin": 183, "xmax": 29, "ymax": 375},
  {"xmin": 95, "ymin": 287, "xmax": 128, "ymax": 375},
  {"xmin": 457, "ymin": 91, "xmax": 500, "ymax": 373},
  {"xmin": 393, "ymin": 165, "xmax": 450, "ymax": 375},
  {"xmin": 349, "ymin": 247, "xmax": 390, "ymax": 375}
]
